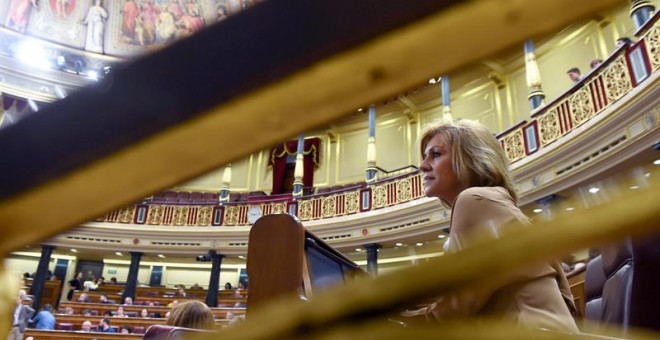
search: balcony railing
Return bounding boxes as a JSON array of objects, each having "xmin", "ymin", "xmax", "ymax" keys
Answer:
[{"xmin": 497, "ymin": 13, "xmax": 659, "ymax": 163}]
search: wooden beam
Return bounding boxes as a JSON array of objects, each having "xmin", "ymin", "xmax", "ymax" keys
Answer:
[{"xmin": 0, "ymin": 0, "xmax": 624, "ymax": 254}]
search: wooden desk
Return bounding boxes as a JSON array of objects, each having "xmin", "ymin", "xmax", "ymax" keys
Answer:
[
  {"xmin": 25, "ymin": 329, "xmax": 143, "ymax": 340},
  {"xmin": 247, "ymin": 214, "xmax": 366, "ymax": 313},
  {"xmin": 51, "ymin": 314, "xmax": 229, "ymax": 330},
  {"xmin": 23, "ymin": 279, "xmax": 63, "ymax": 309},
  {"xmin": 59, "ymin": 301, "xmax": 245, "ymax": 319}
]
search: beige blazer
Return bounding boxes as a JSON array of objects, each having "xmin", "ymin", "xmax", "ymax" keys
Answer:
[{"xmin": 424, "ymin": 187, "xmax": 579, "ymax": 332}]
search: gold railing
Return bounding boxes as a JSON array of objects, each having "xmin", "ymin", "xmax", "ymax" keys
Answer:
[
  {"xmin": 95, "ymin": 172, "xmax": 425, "ymax": 226},
  {"xmin": 499, "ymin": 14, "xmax": 659, "ymax": 163}
]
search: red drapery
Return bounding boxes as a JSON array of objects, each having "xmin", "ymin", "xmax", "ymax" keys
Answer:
[{"xmin": 268, "ymin": 137, "xmax": 320, "ymax": 194}]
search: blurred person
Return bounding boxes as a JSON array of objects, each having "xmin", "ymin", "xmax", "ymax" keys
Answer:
[
  {"xmin": 98, "ymin": 318, "xmax": 116, "ymax": 333},
  {"xmin": 80, "ymin": 320, "xmax": 93, "ymax": 332},
  {"xmin": 123, "ymin": 296, "xmax": 133, "ymax": 305},
  {"xmin": 82, "ymin": 309, "xmax": 92, "ymax": 317},
  {"xmin": 115, "ymin": 306, "xmax": 126, "ymax": 317},
  {"xmin": 121, "ymin": 325, "xmax": 132, "ymax": 334},
  {"xmin": 31, "ymin": 304, "xmax": 55, "ymax": 330},
  {"xmin": 67, "ymin": 272, "xmax": 84, "ymax": 301},
  {"xmin": 76, "ymin": 293, "xmax": 90, "ymax": 303},
  {"xmin": 99, "ymin": 294, "xmax": 110, "ymax": 304},
  {"xmin": 8, "ymin": 295, "xmax": 34, "ymax": 340},
  {"xmin": 566, "ymin": 67, "xmax": 581, "ymax": 83},
  {"xmin": 166, "ymin": 300, "xmax": 214, "ymax": 330},
  {"xmin": 224, "ymin": 282, "xmax": 232, "ymax": 290},
  {"xmin": 590, "ymin": 58, "xmax": 603, "ymax": 69},
  {"xmin": 616, "ymin": 36, "xmax": 633, "ymax": 48},
  {"xmin": 140, "ymin": 309, "xmax": 150, "ymax": 318}
]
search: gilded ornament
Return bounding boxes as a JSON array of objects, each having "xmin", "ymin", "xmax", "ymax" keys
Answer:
[
  {"xmin": 503, "ymin": 130, "xmax": 525, "ymax": 162},
  {"xmin": 569, "ymin": 88, "xmax": 595, "ymax": 125},
  {"xmin": 322, "ymin": 196, "xmax": 337, "ymax": 218},
  {"xmin": 604, "ymin": 57, "xmax": 632, "ymax": 103},
  {"xmin": 538, "ymin": 109, "xmax": 561, "ymax": 145}
]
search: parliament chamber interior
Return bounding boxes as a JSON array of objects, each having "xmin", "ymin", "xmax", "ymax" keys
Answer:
[{"xmin": 0, "ymin": 0, "xmax": 659, "ymax": 339}]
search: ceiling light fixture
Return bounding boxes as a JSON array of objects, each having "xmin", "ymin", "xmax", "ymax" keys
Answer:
[
  {"xmin": 157, "ymin": 254, "xmax": 166, "ymax": 258},
  {"xmin": 565, "ymin": 207, "xmax": 575, "ymax": 211},
  {"xmin": 355, "ymin": 248, "xmax": 362, "ymax": 252},
  {"xmin": 629, "ymin": 185, "xmax": 640, "ymax": 190},
  {"xmin": 533, "ymin": 208, "xmax": 543, "ymax": 213},
  {"xmin": 654, "ymin": 159, "xmax": 660, "ymax": 165},
  {"xmin": 438, "ymin": 235, "xmax": 446, "ymax": 239},
  {"xmin": 416, "ymin": 242, "xmax": 423, "ymax": 246},
  {"xmin": 588, "ymin": 187, "xmax": 600, "ymax": 194},
  {"xmin": 115, "ymin": 252, "xmax": 123, "ymax": 256},
  {"xmin": 395, "ymin": 242, "xmax": 403, "ymax": 247},
  {"xmin": 70, "ymin": 249, "xmax": 78, "ymax": 253}
]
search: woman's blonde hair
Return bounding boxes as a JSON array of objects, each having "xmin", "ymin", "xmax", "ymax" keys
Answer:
[
  {"xmin": 419, "ymin": 119, "xmax": 517, "ymax": 203},
  {"xmin": 166, "ymin": 300, "xmax": 215, "ymax": 330}
]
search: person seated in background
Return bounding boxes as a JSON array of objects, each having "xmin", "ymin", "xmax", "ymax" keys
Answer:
[
  {"xmin": 566, "ymin": 67, "xmax": 581, "ymax": 83},
  {"xmin": 590, "ymin": 58, "xmax": 603, "ymax": 69},
  {"xmin": 80, "ymin": 320, "xmax": 93, "ymax": 332},
  {"xmin": 115, "ymin": 306, "xmax": 126, "ymax": 317},
  {"xmin": 121, "ymin": 325, "xmax": 133, "ymax": 334},
  {"xmin": 616, "ymin": 36, "xmax": 633, "ymax": 48},
  {"xmin": 224, "ymin": 282, "xmax": 232, "ymax": 290},
  {"xmin": 166, "ymin": 300, "xmax": 215, "ymax": 330},
  {"xmin": 82, "ymin": 309, "xmax": 92, "ymax": 317},
  {"xmin": 178, "ymin": 288, "xmax": 187, "ymax": 298},
  {"xmin": 83, "ymin": 275, "xmax": 99, "ymax": 291},
  {"xmin": 109, "ymin": 277, "xmax": 118, "ymax": 285},
  {"xmin": 191, "ymin": 283, "xmax": 202, "ymax": 289},
  {"xmin": 167, "ymin": 299, "xmax": 179, "ymax": 308},
  {"xmin": 400, "ymin": 119, "xmax": 578, "ymax": 332},
  {"xmin": 140, "ymin": 309, "xmax": 150, "ymax": 318},
  {"xmin": 99, "ymin": 294, "xmax": 110, "ymax": 304},
  {"xmin": 123, "ymin": 297, "xmax": 133, "ymax": 305},
  {"xmin": 98, "ymin": 318, "xmax": 116, "ymax": 333},
  {"xmin": 63, "ymin": 307, "xmax": 75, "ymax": 315},
  {"xmin": 76, "ymin": 293, "xmax": 90, "ymax": 303},
  {"xmin": 30, "ymin": 304, "xmax": 55, "ymax": 330}
]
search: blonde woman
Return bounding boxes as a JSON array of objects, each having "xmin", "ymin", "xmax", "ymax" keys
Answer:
[
  {"xmin": 166, "ymin": 300, "xmax": 214, "ymax": 330},
  {"xmin": 405, "ymin": 119, "xmax": 578, "ymax": 332}
]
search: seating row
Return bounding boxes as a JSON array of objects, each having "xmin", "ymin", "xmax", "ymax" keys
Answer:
[
  {"xmin": 93, "ymin": 284, "xmax": 248, "ymax": 298},
  {"xmin": 59, "ymin": 301, "xmax": 245, "ymax": 319},
  {"xmin": 72, "ymin": 291, "xmax": 246, "ymax": 307},
  {"xmin": 25, "ymin": 329, "xmax": 143, "ymax": 340}
]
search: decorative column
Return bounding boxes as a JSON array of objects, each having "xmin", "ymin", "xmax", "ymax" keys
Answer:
[
  {"xmin": 219, "ymin": 163, "xmax": 232, "ymax": 204},
  {"xmin": 441, "ymin": 76, "xmax": 453, "ymax": 123},
  {"xmin": 292, "ymin": 134, "xmax": 305, "ymax": 198},
  {"xmin": 366, "ymin": 105, "xmax": 378, "ymax": 183},
  {"xmin": 525, "ymin": 40, "xmax": 546, "ymax": 111},
  {"xmin": 30, "ymin": 244, "xmax": 55, "ymax": 309},
  {"xmin": 364, "ymin": 243, "xmax": 382, "ymax": 276},
  {"xmin": 630, "ymin": 0, "xmax": 655, "ymax": 29},
  {"xmin": 123, "ymin": 252, "xmax": 143, "ymax": 303},
  {"xmin": 205, "ymin": 251, "xmax": 225, "ymax": 307}
]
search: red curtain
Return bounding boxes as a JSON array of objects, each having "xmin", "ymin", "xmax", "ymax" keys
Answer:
[{"xmin": 269, "ymin": 138, "xmax": 320, "ymax": 194}]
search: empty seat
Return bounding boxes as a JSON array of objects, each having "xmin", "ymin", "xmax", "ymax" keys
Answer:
[
  {"xmin": 56, "ymin": 323, "xmax": 74, "ymax": 330},
  {"xmin": 125, "ymin": 311, "xmax": 138, "ymax": 317},
  {"xmin": 601, "ymin": 240, "xmax": 633, "ymax": 329},
  {"xmin": 584, "ymin": 255, "xmax": 606, "ymax": 322},
  {"xmin": 133, "ymin": 326, "xmax": 145, "ymax": 334},
  {"xmin": 630, "ymin": 233, "xmax": 660, "ymax": 331}
]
